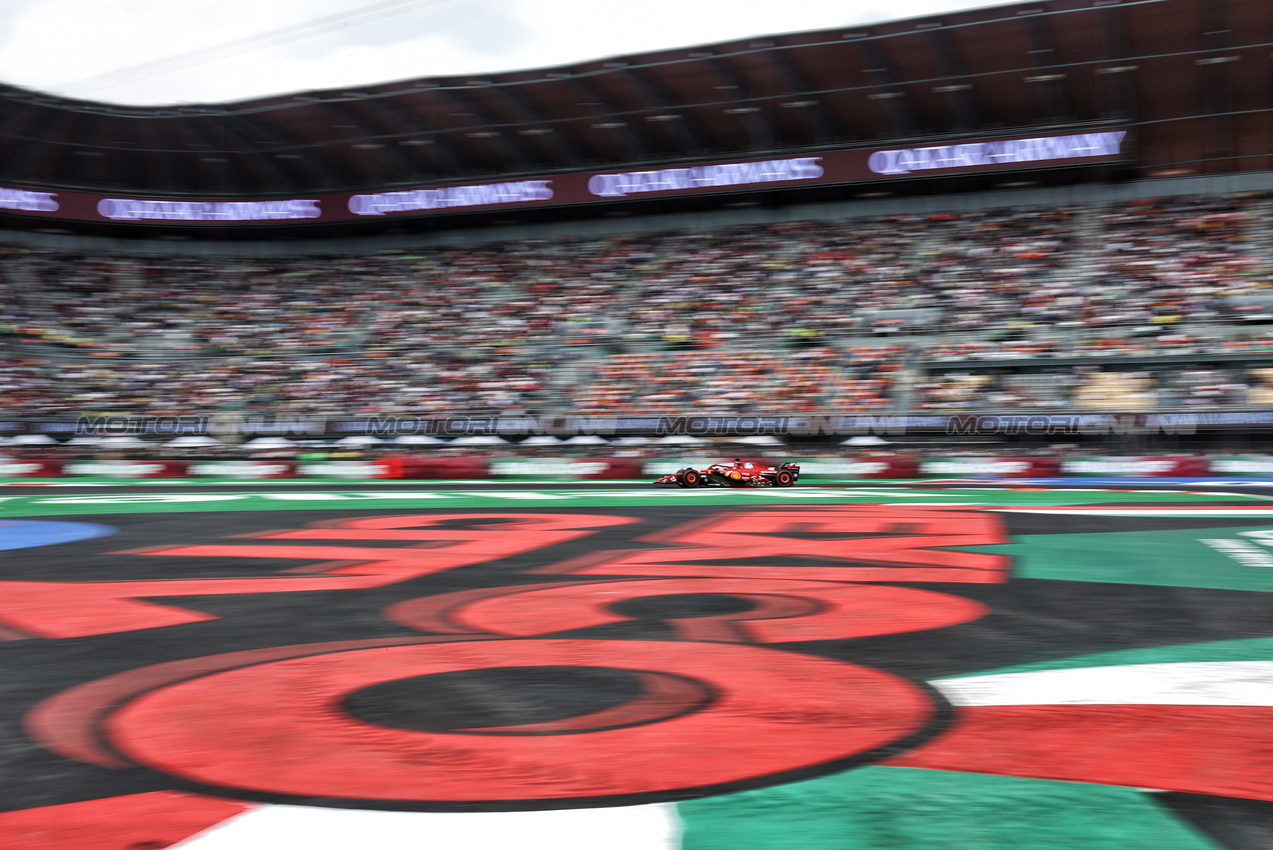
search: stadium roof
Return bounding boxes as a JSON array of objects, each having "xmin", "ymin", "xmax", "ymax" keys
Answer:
[{"xmin": 0, "ymin": 0, "xmax": 1264, "ymax": 196}]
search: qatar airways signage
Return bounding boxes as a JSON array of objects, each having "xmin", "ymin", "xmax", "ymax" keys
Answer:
[
  {"xmin": 587, "ymin": 156, "xmax": 824, "ymax": 198},
  {"xmin": 98, "ymin": 198, "xmax": 321, "ymax": 222},
  {"xmin": 349, "ymin": 179, "xmax": 552, "ymax": 216},
  {"xmin": 0, "ymin": 185, "xmax": 59, "ymax": 213},
  {"xmin": 867, "ymin": 131, "xmax": 1127, "ymax": 176},
  {"xmin": 0, "ymin": 128, "xmax": 1126, "ymax": 226}
]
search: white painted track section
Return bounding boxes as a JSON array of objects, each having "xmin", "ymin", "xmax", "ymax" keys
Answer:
[
  {"xmin": 172, "ymin": 801, "xmax": 681, "ymax": 850},
  {"xmin": 933, "ymin": 661, "xmax": 1273, "ymax": 707}
]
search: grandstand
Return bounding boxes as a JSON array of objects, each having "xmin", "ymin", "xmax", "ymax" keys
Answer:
[{"xmin": 1, "ymin": 0, "xmax": 1273, "ymax": 453}]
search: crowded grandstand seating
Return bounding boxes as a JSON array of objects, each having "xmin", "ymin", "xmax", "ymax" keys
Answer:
[
  {"xmin": 917, "ymin": 365, "xmax": 1262, "ymax": 411},
  {"xmin": 913, "ymin": 373, "xmax": 995, "ymax": 411},
  {"xmin": 568, "ymin": 347, "xmax": 899, "ymax": 415},
  {"xmin": 3, "ymin": 193, "xmax": 1273, "ymax": 416},
  {"xmin": 1157, "ymin": 367, "xmax": 1248, "ymax": 406},
  {"xmin": 0, "ymin": 354, "xmax": 560, "ymax": 417},
  {"xmin": 1080, "ymin": 196, "xmax": 1266, "ymax": 327},
  {"xmin": 1247, "ymin": 369, "xmax": 1273, "ymax": 406},
  {"xmin": 1072, "ymin": 370, "xmax": 1158, "ymax": 410},
  {"xmin": 913, "ymin": 371, "xmax": 1080, "ymax": 411}
]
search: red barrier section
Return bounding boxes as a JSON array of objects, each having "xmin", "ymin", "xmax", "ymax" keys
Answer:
[
  {"xmin": 387, "ymin": 457, "xmax": 489, "ymax": 480},
  {"xmin": 0, "ymin": 460, "xmax": 62, "ymax": 477}
]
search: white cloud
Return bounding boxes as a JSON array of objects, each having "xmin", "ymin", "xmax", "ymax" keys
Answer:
[{"xmin": 0, "ymin": 0, "xmax": 1007, "ymax": 105}]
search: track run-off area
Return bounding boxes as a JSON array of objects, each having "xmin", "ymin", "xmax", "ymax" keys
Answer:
[{"xmin": 5, "ymin": 479, "xmax": 1273, "ymax": 849}]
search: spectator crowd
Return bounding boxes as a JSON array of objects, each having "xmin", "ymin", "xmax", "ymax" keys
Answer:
[{"xmin": 2, "ymin": 193, "xmax": 1273, "ymax": 417}]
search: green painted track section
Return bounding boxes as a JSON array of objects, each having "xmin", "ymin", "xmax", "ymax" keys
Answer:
[
  {"xmin": 965, "ymin": 524, "xmax": 1273, "ymax": 593},
  {"xmin": 679, "ymin": 766, "xmax": 1221, "ymax": 850},
  {"xmin": 0, "ymin": 486, "xmax": 1262, "ymax": 518}
]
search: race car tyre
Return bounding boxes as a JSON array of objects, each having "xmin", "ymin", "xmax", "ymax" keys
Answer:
[
  {"xmin": 682, "ymin": 469, "xmax": 701, "ymax": 487},
  {"xmin": 775, "ymin": 470, "xmax": 795, "ymax": 487}
]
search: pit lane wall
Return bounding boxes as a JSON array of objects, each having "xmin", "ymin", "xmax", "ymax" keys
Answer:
[{"xmin": 0, "ymin": 456, "xmax": 1263, "ymax": 479}]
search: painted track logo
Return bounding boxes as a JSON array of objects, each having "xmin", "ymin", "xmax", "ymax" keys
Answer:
[{"xmin": 3, "ymin": 492, "xmax": 1273, "ymax": 848}]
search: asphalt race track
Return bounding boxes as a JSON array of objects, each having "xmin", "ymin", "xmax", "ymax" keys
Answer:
[{"xmin": 4, "ymin": 479, "xmax": 1273, "ymax": 849}]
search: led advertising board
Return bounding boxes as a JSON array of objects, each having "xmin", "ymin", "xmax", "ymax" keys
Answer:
[{"xmin": 0, "ymin": 129, "xmax": 1126, "ymax": 226}]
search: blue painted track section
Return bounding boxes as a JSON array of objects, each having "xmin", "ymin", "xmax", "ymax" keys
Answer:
[{"xmin": 0, "ymin": 521, "xmax": 117, "ymax": 551}]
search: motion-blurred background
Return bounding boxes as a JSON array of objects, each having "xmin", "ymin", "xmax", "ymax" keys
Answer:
[{"xmin": 1, "ymin": 0, "xmax": 1271, "ymax": 471}]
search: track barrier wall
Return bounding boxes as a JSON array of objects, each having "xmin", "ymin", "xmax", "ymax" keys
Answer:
[{"xmin": 0, "ymin": 455, "xmax": 1264, "ymax": 479}]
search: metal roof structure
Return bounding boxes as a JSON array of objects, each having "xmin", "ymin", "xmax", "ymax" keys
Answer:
[{"xmin": 0, "ymin": 0, "xmax": 1265, "ymax": 197}]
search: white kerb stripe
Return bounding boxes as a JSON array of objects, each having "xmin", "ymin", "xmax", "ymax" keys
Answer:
[
  {"xmin": 932, "ymin": 661, "xmax": 1273, "ymax": 707},
  {"xmin": 171, "ymin": 802, "xmax": 681, "ymax": 850}
]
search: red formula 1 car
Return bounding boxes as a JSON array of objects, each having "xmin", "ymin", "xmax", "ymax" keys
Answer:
[{"xmin": 656, "ymin": 458, "xmax": 801, "ymax": 488}]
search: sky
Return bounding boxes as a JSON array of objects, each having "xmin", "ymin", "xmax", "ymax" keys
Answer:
[{"xmin": 0, "ymin": 0, "xmax": 1013, "ymax": 106}]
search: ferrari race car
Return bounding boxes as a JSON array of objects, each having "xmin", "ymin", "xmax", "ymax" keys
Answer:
[{"xmin": 656, "ymin": 458, "xmax": 801, "ymax": 488}]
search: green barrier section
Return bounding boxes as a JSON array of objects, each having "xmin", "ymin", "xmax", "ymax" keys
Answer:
[
  {"xmin": 975, "ymin": 525, "xmax": 1273, "ymax": 593},
  {"xmin": 678, "ymin": 766, "xmax": 1221, "ymax": 850}
]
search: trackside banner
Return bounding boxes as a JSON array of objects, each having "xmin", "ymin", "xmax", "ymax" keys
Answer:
[
  {"xmin": 787, "ymin": 458, "xmax": 918, "ymax": 479},
  {"xmin": 489, "ymin": 458, "xmax": 641, "ymax": 480},
  {"xmin": 61, "ymin": 460, "xmax": 188, "ymax": 478},
  {"xmin": 295, "ymin": 461, "xmax": 391, "ymax": 479},
  {"xmin": 1206, "ymin": 457, "xmax": 1273, "ymax": 477},
  {"xmin": 187, "ymin": 461, "xmax": 296, "ymax": 479},
  {"xmin": 1060, "ymin": 457, "xmax": 1209, "ymax": 477},
  {"xmin": 0, "ymin": 460, "xmax": 62, "ymax": 477},
  {"xmin": 917, "ymin": 457, "xmax": 1060, "ymax": 478}
]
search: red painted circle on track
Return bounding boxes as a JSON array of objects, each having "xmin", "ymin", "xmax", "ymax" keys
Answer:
[
  {"xmin": 404, "ymin": 579, "xmax": 988, "ymax": 644},
  {"xmin": 103, "ymin": 639, "xmax": 934, "ymax": 803}
]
